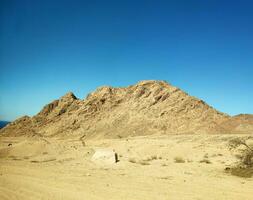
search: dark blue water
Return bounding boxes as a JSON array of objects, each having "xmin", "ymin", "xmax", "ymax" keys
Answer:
[{"xmin": 0, "ymin": 121, "xmax": 9, "ymax": 129}]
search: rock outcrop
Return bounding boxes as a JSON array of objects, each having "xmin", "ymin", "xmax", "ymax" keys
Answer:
[
  {"xmin": 218, "ymin": 114, "xmax": 253, "ymax": 134},
  {"xmin": 1, "ymin": 80, "xmax": 252, "ymax": 138}
]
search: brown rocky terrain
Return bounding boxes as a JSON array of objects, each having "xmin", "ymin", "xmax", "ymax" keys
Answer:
[
  {"xmin": 219, "ymin": 114, "xmax": 253, "ymax": 134},
  {"xmin": 1, "ymin": 80, "xmax": 253, "ymax": 200},
  {"xmin": 1, "ymin": 80, "xmax": 252, "ymax": 138}
]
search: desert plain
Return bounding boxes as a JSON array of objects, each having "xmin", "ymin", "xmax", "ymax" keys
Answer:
[{"xmin": 0, "ymin": 133, "xmax": 253, "ymax": 200}]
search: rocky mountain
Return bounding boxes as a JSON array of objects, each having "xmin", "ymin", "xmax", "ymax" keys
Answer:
[
  {"xmin": 218, "ymin": 114, "xmax": 253, "ymax": 134},
  {"xmin": 1, "ymin": 80, "xmax": 252, "ymax": 138}
]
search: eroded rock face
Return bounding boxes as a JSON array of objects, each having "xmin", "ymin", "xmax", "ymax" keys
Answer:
[
  {"xmin": 218, "ymin": 114, "xmax": 253, "ymax": 133},
  {"xmin": 38, "ymin": 100, "xmax": 59, "ymax": 116},
  {"xmin": 0, "ymin": 116, "xmax": 36, "ymax": 137},
  {"xmin": 1, "ymin": 80, "xmax": 252, "ymax": 138}
]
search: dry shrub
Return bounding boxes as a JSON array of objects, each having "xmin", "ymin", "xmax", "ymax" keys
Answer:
[
  {"xmin": 230, "ymin": 167, "xmax": 253, "ymax": 178},
  {"xmin": 174, "ymin": 156, "xmax": 185, "ymax": 163},
  {"xmin": 143, "ymin": 157, "xmax": 152, "ymax": 162},
  {"xmin": 128, "ymin": 158, "xmax": 137, "ymax": 163},
  {"xmin": 128, "ymin": 158, "xmax": 150, "ymax": 165},
  {"xmin": 151, "ymin": 155, "xmax": 158, "ymax": 160},
  {"xmin": 138, "ymin": 160, "xmax": 150, "ymax": 165},
  {"xmin": 143, "ymin": 155, "xmax": 158, "ymax": 162},
  {"xmin": 199, "ymin": 159, "xmax": 212, "ymax": 164},
  {"xmin": 203, "ymin": 153, "xmax": 209, "ymax": 158},
  {"xmin": 228, "ymin": 138, "xmax": 253, "ymax": 167},
  {"xmin": 227, "ymin": 138, "xmax": 253, "ymax": 178}
]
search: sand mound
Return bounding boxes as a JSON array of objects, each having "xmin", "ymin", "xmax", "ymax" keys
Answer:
[{"xmin": 0, "ymin": 138, "xmax": 57, "ymax": 160}]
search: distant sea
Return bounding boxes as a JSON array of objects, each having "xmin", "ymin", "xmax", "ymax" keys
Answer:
[{"xmin": 0, "ymin": 121, "xmax": 9, "ymax": 129}]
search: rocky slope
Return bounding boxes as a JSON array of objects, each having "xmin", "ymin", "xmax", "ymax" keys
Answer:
[
  {"xmin": 1, "ymin": 80, "xmax": 252, "ymax": 138},
  {"xmin": 218, "ymin": 114, "xmax": 253, "ymax": 134}
]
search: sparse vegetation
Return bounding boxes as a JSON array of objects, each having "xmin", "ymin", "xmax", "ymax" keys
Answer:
[
  {"xmin": 128, "ymin": 158, "xmax": 137, "ymax": 163},
  {"xmin": 174, "ymin": 156, "xmax": 185, "ymax": 163},
  {"xmin": 203, "ymin": 153, "xmax": 209, "ymax": 158},
  {"xmin": 211, "ymin": 153, "xmax": 223, "ymax": 157},
  {"xmin": 117, "ymin": 135, "xmax": 123, "ymax": 139},
  {"xmin": 199, "ymin": 159, "xmax": 212, "ymax": 164},
  {"xmin": 138, "ymin": 160, "xmax": 150, "ymax": 165},
  {"xmin": 128, "ymin": 158, "xmax": 150, "ymax": 165},
  {"xmin": 230, "ymin": 167, "xmax": 253, "ymax": 178},
  {"xmin": 151, "ymin": 155, "xmax": 157, "ymax": 160},
  {"xmin": 228, "ymin": 138, "xmax": 253, "ymax": 167},
  {"xmin": 30, "ymin": 160, "xmax": 39, "ymax": 163},
  {"xmin": 142, "ymin": 155, "xmax": 159, "ymax": 162},
  {"xmin": 159, "ymin": 176, "xmax": 172, "ymax": 180},
  {"xmin": 227, "ymin": 138, "xmax": 253, "ymax": 178}
]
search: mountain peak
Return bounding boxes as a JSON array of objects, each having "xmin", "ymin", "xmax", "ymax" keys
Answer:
[
  {"xmin": 60, "ymin": 92, "xmax": 77, "ymax": 101},
  {"xmin": 1, "ymin": 80, "xmax": 252, "ymax": 138},
  {"xmin": 136, "ymin": 80, "xmax": 170, "ymax": 87}
]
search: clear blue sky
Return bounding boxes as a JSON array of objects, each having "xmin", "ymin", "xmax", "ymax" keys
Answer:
[{"xmin": 0, "ymin": 0, "xmax": 253, "ymax": 121}]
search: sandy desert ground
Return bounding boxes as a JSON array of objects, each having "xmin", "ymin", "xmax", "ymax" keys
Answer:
[{"xmin": 0, "ymin": 134, "xmax": 252, "ymax": 200}]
